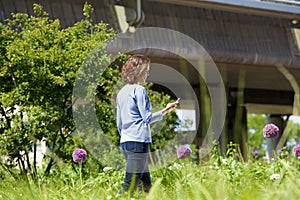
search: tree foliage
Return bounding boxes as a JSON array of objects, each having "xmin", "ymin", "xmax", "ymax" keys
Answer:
[
  {"xmin": 0, "ymin": 3, "xmax": 179, "ymax": 179},
  {"xmin": 0, "ymin": 3, "xmax": 116, "ymax": 178},
  {"xmin": 285, "ymin": 119, "xmax": 300, "ymax": 147},
  {"xmin": 247, "ymin": 114, "xmax": 267, "ymax": 152}
]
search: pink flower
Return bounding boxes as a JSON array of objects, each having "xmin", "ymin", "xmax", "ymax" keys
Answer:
[
  {"xmin": 177, "ymin": 145, "xmax": 192, "ymax": 159},
  {"xmin": 293, "ymin": 144, "xmax": 300, "ymax": 157},
  {"xmin": 253, "ymin": 150, "xmax": 259, "ymax": 157},
  {"xmin": 277, "ymin": 149, "xmax": 289, "ymax": 157},
  {"xmin": 263, "ymin": 123, "xmax": 279, "ymax": 139},
  {"xmin": 72, "ymin": 148, "xmax": 87, "ymax": 163},
  {"xmin": 277, "ymin": 149, "xmax": 282, "ymax": 155}
]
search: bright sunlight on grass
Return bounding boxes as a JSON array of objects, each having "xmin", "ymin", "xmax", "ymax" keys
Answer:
[{"xmin": 1, "ymin": 144, "xmax": 300, "ymax": 200}]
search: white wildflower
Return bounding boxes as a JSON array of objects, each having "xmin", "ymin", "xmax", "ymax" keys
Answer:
[
  {"xmin": 103, "ymin": 166, "xmax": 113, "ymax": 172},
  {"xmin": 173, "ymin": 163, "xmax": 183, "ymax": 169},
  {"xmin": 270, "ymin": 173, "xmax": 280, "ymax": 180},
  {"xmin": 222, "ymin": 159, "xmax": 227, "ymax": 164}
]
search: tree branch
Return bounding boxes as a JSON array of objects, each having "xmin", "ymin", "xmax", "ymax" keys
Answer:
[{"xmin": 0, "ymin": 103, "xmax": 11, "ymax": 129}]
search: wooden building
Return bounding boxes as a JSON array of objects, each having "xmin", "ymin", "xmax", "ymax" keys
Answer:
[{"xmin": 1, "ymin": 0, "xmax": 300, "ymax": 160}]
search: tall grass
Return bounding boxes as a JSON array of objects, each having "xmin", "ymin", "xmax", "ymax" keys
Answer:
[{"xmin": 0, "ymin": 154, "xmax": 299, "ymax": 199}]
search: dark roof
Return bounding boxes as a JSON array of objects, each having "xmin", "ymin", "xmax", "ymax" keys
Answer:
[
  {"xmin": 141, "ymin": 1, "xmax": 300, "ymax": 68},
  {"xmin": 1, "ymin": 0, "xmax": 299, "ymax": 68},
  {"xmin": 0, "ymin": 0, "xmax": 117, "ymax": 29}
]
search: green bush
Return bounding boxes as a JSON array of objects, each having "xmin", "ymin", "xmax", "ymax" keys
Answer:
[{"xmin": 0, "ymin": 3, "xmax": 179, "ymax": 179}]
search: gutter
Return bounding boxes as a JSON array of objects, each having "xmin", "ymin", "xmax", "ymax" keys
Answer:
[
  {"xmin": 149, "ymin": 0, "xmax": 300, "ymax": 20},
  {"xmin": 114, "ymin": 0, "xmax": 144, "ymax": 32}
]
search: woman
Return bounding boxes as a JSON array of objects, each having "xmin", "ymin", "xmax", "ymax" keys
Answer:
[{"xmin": 116, "ymin": 54, "xmax": 179, "ymax": 194}]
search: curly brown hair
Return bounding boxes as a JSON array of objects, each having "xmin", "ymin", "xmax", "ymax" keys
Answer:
[{"xmin": 121, "ymin": 54, "xmax": 150, "ymax": 84}]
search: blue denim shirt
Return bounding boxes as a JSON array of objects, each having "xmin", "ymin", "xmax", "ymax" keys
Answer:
[{"xmin": 116, "ymin": 84, "xmax": 163, "ymax": 143}]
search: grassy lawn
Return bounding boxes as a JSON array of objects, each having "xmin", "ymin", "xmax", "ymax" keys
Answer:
[{"xmin": 0, "ymin": 150, "xmax": 299, "ymax": 200}]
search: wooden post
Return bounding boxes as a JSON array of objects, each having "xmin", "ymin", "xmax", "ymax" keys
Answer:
[
  {"xmin": 219, "ymin": 66, "xmax": 228, "ymax": 156},
  {"xmin": 240, "ymin": 107, "xmax": 248, "ymax": 161}
]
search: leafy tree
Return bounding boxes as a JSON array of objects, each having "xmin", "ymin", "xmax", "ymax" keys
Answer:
[
  {"xmin": 247, "ymin": 114, "xmax": 266, "ymax": 152},
  {"xmin": 0, "ymin": 3, "xmax": 114, "ymax": 178},
  {"xmin": 285, "ymin": 119, "xmax": 300, "ymax": 147},
  {"xmin": 0, "ymin": 3, "xmax": 179, "ymax": 179}
]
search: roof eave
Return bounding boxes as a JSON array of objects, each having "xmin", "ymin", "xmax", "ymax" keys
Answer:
[{"xmin": 149, "ymin": 0, "xmax": 300, "ymax": 20}]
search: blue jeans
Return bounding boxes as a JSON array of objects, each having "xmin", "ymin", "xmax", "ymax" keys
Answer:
[{"xmin": 121, "ymin": 141, "xmax": 151, "ymax": 193}]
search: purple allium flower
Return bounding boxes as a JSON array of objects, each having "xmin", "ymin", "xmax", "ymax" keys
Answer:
[
  {"xmin": 277, "ymin": 149, "xmax": 282, "ymax": 155},
  {"xmin": 293, "ymin": 144, "xmax": 300, "ymax": 157},
  {"xmin": 253, "ymin": 150, "xmax": 259, "ymax": 157},
  {"xmin": 177, "ymin": 145, "xmax": 192, "ymax": 159},
  {"xmin": 263, "ymin": 123, "xmax": 279, "ymax": 139},
  {"xmin": 277, "ymin": 149, "xmax": 289, "ymax": 157},
  {"xmin": 72, "ymin": 148, "xmax": 87, "ymax": 163}
]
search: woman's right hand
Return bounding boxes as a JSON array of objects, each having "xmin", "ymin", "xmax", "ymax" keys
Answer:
[{"xmin": 162, "ymin": 101, "xmax": 180, "ymax": 115}]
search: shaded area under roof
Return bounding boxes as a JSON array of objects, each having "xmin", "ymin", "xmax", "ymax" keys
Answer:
[{"xmin": 141, "ymin": 1, "xmax": 300, "ymax": 68}]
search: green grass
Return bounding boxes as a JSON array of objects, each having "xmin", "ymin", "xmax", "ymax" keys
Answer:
[{"xmin": 0, "ymin": 156, "xmax": 300, "ymax": 200}]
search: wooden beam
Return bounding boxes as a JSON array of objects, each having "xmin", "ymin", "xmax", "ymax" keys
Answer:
[{"xmin": 229, "ymin": 88, "xmax": 294, "ymax": 105}]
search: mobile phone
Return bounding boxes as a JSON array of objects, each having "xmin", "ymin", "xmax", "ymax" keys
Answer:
[{"xmin": 176, "ymin": 98, "xmax": 181, "ymax": 102}]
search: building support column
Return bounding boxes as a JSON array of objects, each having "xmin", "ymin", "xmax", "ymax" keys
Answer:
[
  {"xmin": 219, "ymin": 67, "xmax": 228, "ymax": 156},
  {"xmin": 227, "ymin": 103, "xmax": 248, "ymax": 160},
  {"xmin": 192, "ymin": 82, "xmax": 211, "ymax": 162},
  {"xmin": 219, "ymin": 115, "xmax": 228, "ymax": 156},
  {"xmin": 240, "ymin": 107, "xmax": 248, "ymax": 161},
  {"xmin": 226, "ymin": 69, "xmax": 248, "ymax": 160}
]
